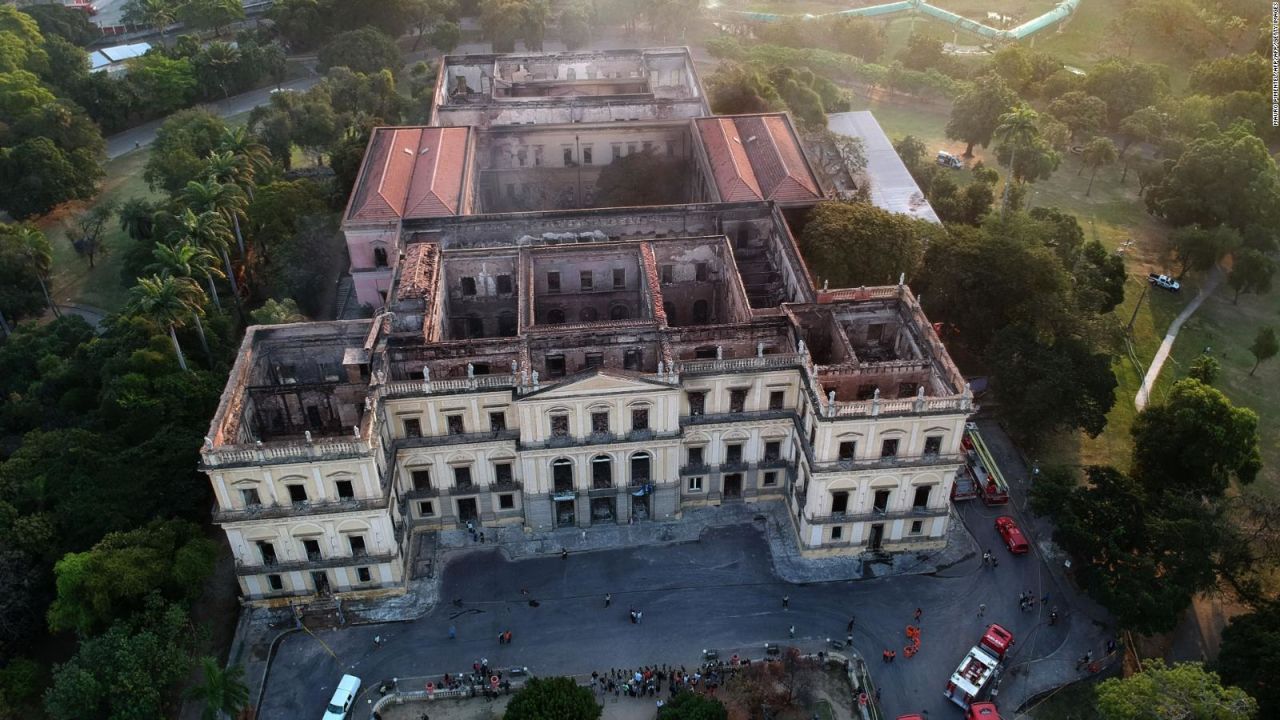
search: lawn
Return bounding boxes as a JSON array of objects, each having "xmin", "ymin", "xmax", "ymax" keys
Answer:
[
  {"xmin": 843, "ymin": 90, "xmax": 1197, "ymax": 473},
  {"xmin": 39, "ymin": 150, "xmax": 160, "ymax": 313}
]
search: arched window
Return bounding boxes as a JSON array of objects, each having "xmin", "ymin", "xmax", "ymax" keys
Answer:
[
  {"xmin": 692, "ymin": 299, "xmax": 709, "ymax": 324},
  {"xmin": 630, "ymin": 452, "xmax": 651, "ymax": 483},
  {"xmin": 592, "ymin": 455, "xmax": 612, "ymax": 489},
  {"xmin": 579, "ymin": 307, "xmax": 598, "ymax": 322},
  {"xmin": 547, "ymin": 309, "xmax": 565, "ymax": 324},
  {"xmin": 552, "ymin": 458, "xmax": 573, "ymax": 493},
  {"xmin": 373, "ymin": 247, "xmax": 389, "ymax": 268},
  {"xmin": 610, "ymin": 304, "xmax": 629, "ymax": 320}
]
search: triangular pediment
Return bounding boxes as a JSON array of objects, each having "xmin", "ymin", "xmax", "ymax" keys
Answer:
[{"xmin": 520, "ymin": 369, "xmax": 675, "ymax": 401}]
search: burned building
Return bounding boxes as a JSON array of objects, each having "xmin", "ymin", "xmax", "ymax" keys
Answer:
[{"xmin": 204, "ymin": 49, "xmax": 973, "ymax": 605}]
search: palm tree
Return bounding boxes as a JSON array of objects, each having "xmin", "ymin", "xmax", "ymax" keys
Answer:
[
  {"xmin": 13, "ymin": 225, "xmax": 59, "ymax": 318},
  {"xmin": 216, "ymin": 127, "xmax": 273, "ymax": 182},
  {"xmin": 204, "ymin": 151, "xmax": 256, "ymax": 200},
  {"xmin": 187, "ymin": 658, "xmax": 250, "ymax": 720},
  {"xmin": 123, "ymin": 0, "xmax": 177, "ymax": 46},
  {"xmin": 993, "ymin": 105, "xmax": 1041, "ymax": 214},
  {"xmin": 128, "ymin": 275, "xmax": 206, "ymax": 372},
  {"xmin": 1080, "ymin": 136, "xmax": 1117, "ymax": 197},
  {"xmin": 118, "ymin": 198, "xmax": 160, "ymax": 242},
  {"xmin": 181, "ymin": 178, "xmax": 249, "ymax": 257},
  {"xmin": 167, "ymin": 209, "xmax": 241, "ymax": 315},
  {"xmin": 149, "ymin": 240, "xmax": 226, "ymax": 311}
]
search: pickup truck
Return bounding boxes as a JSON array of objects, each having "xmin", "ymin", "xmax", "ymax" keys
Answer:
[{"xmin": 1147, "ymin": 273, "xmax": 1181, "ymax": 291}]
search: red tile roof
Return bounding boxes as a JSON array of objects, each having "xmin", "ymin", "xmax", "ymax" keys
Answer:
[
  {"xmin": 347, "ymin": 127, "xmax": 470, "ymax": 223},
  {"xmin": 695, "ymin": 114, "xmax": 822, "ymax": 205}
]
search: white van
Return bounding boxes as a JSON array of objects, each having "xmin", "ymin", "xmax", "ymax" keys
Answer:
[{"xmin": 322, "ymin": 675, "xmax": 361, "ymax": 720}]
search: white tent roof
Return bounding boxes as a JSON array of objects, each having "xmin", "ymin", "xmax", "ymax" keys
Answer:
[{"xmin": 826, "ymin": 111, "xmax": 942, "ymax": 225}]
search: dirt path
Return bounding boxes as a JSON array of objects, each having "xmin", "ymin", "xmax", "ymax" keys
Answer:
[{"xmin": 1134, "ymin": 266, "xmax": 1224, "ymax": 410}]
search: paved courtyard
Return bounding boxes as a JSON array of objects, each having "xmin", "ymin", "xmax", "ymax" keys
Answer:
[{"xmin": 261, "ymin": 444, "xmax": 1111, "ymax": 720}]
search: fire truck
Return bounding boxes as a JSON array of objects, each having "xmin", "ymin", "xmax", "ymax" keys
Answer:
[
  {"xmin": 951, "ymin": 423, "xmax": 1008, "ymax": 505},
  {"xmin": 944, "ymin": 624, "xmax": 1014, "ymax": 709}
]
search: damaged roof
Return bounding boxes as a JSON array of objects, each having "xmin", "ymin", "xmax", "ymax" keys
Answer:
[{"xmin": 346, "ymin": 127, "xmax": 471, "ymax": 223}]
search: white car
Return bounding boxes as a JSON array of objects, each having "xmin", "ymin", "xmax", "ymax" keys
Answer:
[
  {"xmin": 322, "ymin": 675, "xmax": 361, "ymax": 720},
  {"xmin": 1147, "ymin": 273, "xmax": 1181, "ymax": 291}
]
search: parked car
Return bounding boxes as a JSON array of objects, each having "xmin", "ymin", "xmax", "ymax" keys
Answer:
[
  {"xmin": 967, "ymin": 702, "xmax": 1002, "ymax": 719},
  {"xmin": 322, "ymin": 675, "xmax": 361, "ymax": 720},
  {"xmin": 994, "ymin": 516, "xmax": 1029, "ymax": 554},
  {"xmin": 936, "ymin": 150, "xmax": 964, "ymax": 169},
  {"xmin": 1147, "ymin": 273, "xmax": 1181, "ymax": 291}
]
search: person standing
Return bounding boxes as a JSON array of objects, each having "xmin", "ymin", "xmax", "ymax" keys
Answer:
[
  {"xmin": 605, "ymin": 593, "xmax": 612, "ymax": 608},
  {"xmin": 782, "ymin": 595, "xmax": 790, "ymax": 609},
  {"xmin": 913, "ymin": 607, "xmax": 922, "ymax": 622},
  {"xmin": 978, "ymin": 603, "xmax": 986, "ymax": 618}
]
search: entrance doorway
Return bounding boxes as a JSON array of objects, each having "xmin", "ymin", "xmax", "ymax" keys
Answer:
[
  {"xmin": 457, "ymin": 498, "xmax": 478, "ymax": 523},
  {"xmin": 723, "ymin": 473, "xmax": 743, "ymax": 499},
  {"xmin": 590, "ymin": 497, "xmax": 615, "ymax": 523},
  {"xmin": 868, "ymin": 523, "xmax": 884, "ymax": 550},
  {"xmin": 631, "ymin": 494, "xmax": 650, "ymax": 521},
  {"xmin": 555, "ymin": 499, "xmax": 576, "ymax": 527},
  {"xmin": 311, "ymin": 571, "xmax": 330, "ymax": 595}
]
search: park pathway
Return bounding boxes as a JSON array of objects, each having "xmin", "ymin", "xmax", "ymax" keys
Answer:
[{"xmin": 1134, "ymin": 265, "xmax": 1223, "ymax": 410}]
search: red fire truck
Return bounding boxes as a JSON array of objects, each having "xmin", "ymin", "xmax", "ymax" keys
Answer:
[
  {"xmin": 944, "ymin": 624, "xmax": 1014, "ymax": 709},
  {"xmin": 952, "ymin": 423, "xmax": 1009, "ymax": 505}
]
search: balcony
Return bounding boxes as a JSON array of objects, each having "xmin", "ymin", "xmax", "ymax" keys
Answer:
[
  {"xmin": 213, "ymin": 496, "xmax": 389, "ymax": 523},
  {"xmin": 811, "ymin": 452, "xmax": 963, "ymax": 474},
  {"xmin": 235, "ymin": 550, "xmax": 398, "ymax": 575},
  {"xmin": 681, "ymin": 410, "xmax": 795, "ymax": 427},
  {"xmin": 488, "ymin": 479, "xmax": 523, "ymax": 493},
  {"xmin": 720, "ymin": 460, "xmax": 750, "ymax": 473},
  {"xmin": 521, "ymin": 430, "xmax": 680, "ymax": 451},
  {"xmin": 758, "ymin": 457, "xmax": 791, "ymax": 470},
  {"xmin": 404, "ymin": 486, "xmax": 440, "ymax": 500},
  {"xmin": 395, "ymin": 429, "xmax": 519, "ymax": 450},
  {"xmin": 588, "ymin": 484, "xmax": 618, "ymax": 497},
  {"xmin": 803, "ymin": 506, "xmax": 948, "ymax": 525},
  {"xmin": 679, "ymin": 463, "xmax": 711, "ymax": 476}
]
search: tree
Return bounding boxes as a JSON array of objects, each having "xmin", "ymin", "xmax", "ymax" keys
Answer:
[
  {"xmin": 1217, "ymin": 602, "xmax": 1280, "ymax": 718},
  {"xmin": 1228, "ymin": 248, "xmax": 1275, "ymax": 304},
  {"xmin": 1169, "ymin": 225, "xmax": 1240, "ymax": 278},
  {"xmin": 21, "ymin": 3, "xmax": 100, "ymax": 46},
  {"xmin": 945, "ymin": 74, "xmax": 1020, "ymax": 157},
  {"xmin": 0, "ymin": 223, "xmax": 56, "ymax": 328},
  {"xmin": 706, "ymin": 62, "xmax": 784, "ymax": 116},
  {"xmin": 177, "ymin": 0, "xmax": 244, "ymax": 34},
  {"xmin": 1047, "ymin": 91, "xmax": 1108, "ymax": 143},
  {"xmin": 317, "ymin": 27, "xmax": 403, "ymax": 76},
  {"xmin": 69, "ymin": 202, "xmax": 117, "ymax": 270},
  {"xmin": 1188, "ymin": 354, "xmax": 1220, "ymax": 385},
  {"xmin": 1250, "ymin": 327, "xmax": 1278, "ymax": 376},
  {"xmin": 1146, "ymin": 122, "xmax": 1280, "ymax": 232},
  {"xmin": 181, "ymin": 177, "xmax": 248, "ymax": 256},
  {"xmin": 126, "ymin": 52, "xmax": 195, "ymax": 113},
  {"xmin": 121, "ymin": 0, "xmax": 178, "ymax": 45},
  {"xmin": 504, "ymin": 677, "xmax": 600, "ymax": 720},
  {"xmin": 1117, "ymin": 106, "xmax": 1165, "ymax": 182},
  {"xmin": 898, "ymin": 32, "xmax": 948, "ymax": 73},
  {"xmin": 557, "ymin": 0, "xmax": 591, "ymax": 49},
  {"xmin": 1131, "ymin": 378, "xmax": 1261, "ymax": 498},
  {"xmin": 250, "ymin": 298, "xmax": 306, "ymax": 325},
  {"xmin": 1083, "ymin": 57, "xmax": 1169, "ymax": 128},
  {"xmin": 1097, "ymin": 661, "xmax": 1257, "ymax": 720},
  {"xmin": 44, "ymin": 596, "xmax": 198, "ymax": 720},
  {"xmin": 126, "ymin": 274, "xmax": 205, "ymax": 372},
  {"xmin": 1190, "ymin": 53, "xmax": 1269, "ymax": 97},
  {"xmin": 187, "ymin": 658, "xmax": 249, "ymax": 720},
  {"xmin": 0, "ymin": 136, "xmax": 100, "ymax": 219},
  {"xmin": 992, "ymin": 106, "xmax": 1059, "ymax": 206},
  {"xmin": 800, "ymin": 201, "xmax": 940, "ymax": 288},
  {"xmin": 657, "ymin": 690, "xmax": 728, "ymax": 720},
  {"xmin": 1079, "ymin": 136, "xmax": 1117, "ymax": 196},
  {"xmin": 144, "ymin": 109, "xmax": 228, "ymax": 195},
  {"xmin": 149, "ymin": 240, "xmax": 226, "ymax": 311},
  {"xmin": 989, "ymin": 326, "xmax": 1118, "ymax": 442}
]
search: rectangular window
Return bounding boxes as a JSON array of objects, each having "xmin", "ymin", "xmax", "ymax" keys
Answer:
[
  {"xmin": 551, "ymin": 414, "xmax": 570, "ymax": 437},
  {"xmin": 546, "ymin": 355, "xmax": 566, "ymax": 378},
  {"xmin": 831, "ymin": 526, "xmax": 843, "ymax": 540},
  {"xmin": 839, "ymin": 441, "xmax": 856, "ymax": 461},
  {"xmin": 335, "ymin": 480, "xmax": 354, "ymax": 499},
  {"xmin": 725, "ymin": 444, "xmax": 742, "ymax": 463},
  {"xmin": 642, "ymin": 140, "xmax": 653, "ymax": 152},
  {"xmin": 831, "ymin": 491, "xmax": 849, "ymax": 514},
  {"xmin": 688, "ymin": 447, "xmax": 704, "ymax": 466},
  {"xmin": 489, "ymin": 412, "xmax": 506, "ymax": 432},
  {"xmin": 287, "ymin": 485, "xmax": 307, "ymax": 504},
  {"xmin": 256, "ymin": 541, "xmax": 276, "ymax": 565},
  {"xmin": 769, "ymin": 390, "xmax": 785, "ymax": 410},
  {"xmin": 447, "ymin": 415, "xmax": 465, "ymax": 435},
  {"xmin": 898, "ymin": 382, "xmax": 919, "ymax": 398},
  {"xmin": 579, "ymin": 270, "xmax": 593, "ymax": 291},
  {"xmin": 418, "ymin": 500, "xmax": 435, "ymax": 516},
  {"xmin": 496, "ymin": 275, "xmax": 513, "ymax": 294},
  {"xmin": 688, "ymin": 391, "xmax": 705, "ymax": 416},
  {"xmin": 357, "ymin": 567, "xmax": 372, "ymax": 583},
  {"xmin": 403, "ymin": 418, "xmax": 422, "ymax": 437},
  {"xmin": 499, "ymin": 493, "xmax": 515, "ymax": 509},
  {"xmin": 623, "ymin": 349, "xmax": 641, "ymax": 370},
  {"xmin": 923, "ymin": 435, "xmax": 943, "ymax": 456},
  {"xmin": 660, "ymin": 264, "xmax": 673, "ymax": 283},
  {"xmin": 764, "ymin": 441, "xmax": 781, "ymax": 461},
  {"xmin": 461, "ymin": 277, "xmax": 477, "ymax": 296},
  {"xmin": 591, "ymin": 411, "xmax": 609, "ymax": 434},
  {"xmin": 687, "ymin": 476, "xmax": 703, "ymax": 492},
  {"xmin": 563, "ymin": 147, "xmax": 573, "ymax": 165},
  {"xmin": 873, "ymin": 490, "xmax": 890, "ymax": 512},
  {"xmin": 454, "ymin": 466, "xmax": 473, "ymax": 489},
  {"xmin": 348, "ymin": 535, "xmax": 366, "ymax": 556},
  {"xmin": 627, "ymin": 142, "xmax": 637, "ymax": 155},
  {"xmin": 913, "ymin": 485, "xmax": 932, "ymax": 508},
  {"xmin": 411, "ymin": 470, "xmax": 431, "ymax": 490},
  {"xmin": 240, "ymin": 488, "xmax": 261, "ymax": 507},
  {"xmin": 695, "ymin": 262, "xmax": 708, "ymax": 281},
  {"xmin": 268, "ymin": 574, "xmax": 283, "ymax": 591},
  {"xmin": 547, "ymin": 271, "xmax": 561, "ymax": 292},
  {"xmin": 729, "ymin": 389, "xmax": 747, "ymax": 413},
  {"xmin": 583, "ymin": 146, "xmax": 593, "ymax": 164},
  {"xmin": 881, "ymin": 438, "xmax": 900, "ymax": 458},
  {"xmin": 494, "ymin": 462, "xmax": 513, "ymax": 483},
  {"xmin": 910, "ymin": 520, "xmax": 924, "ymax": 535},
  {"xmin": 612, "ymin": 144, "xmax": 622, "ymax": 160},
  {"xmin": 763, "ymin": 471, "xmax": 778, "ymax": 487},
  {"xmin": 631, "ymin": 408, "xmax": 649, "ymax": 431},
  {"xmin": 585, "ymin": 353, "xmax": 603, "ymax": 369},
  {"xmin": 613, "ymin": 268, "xmax": 625, "ymax": 289}
]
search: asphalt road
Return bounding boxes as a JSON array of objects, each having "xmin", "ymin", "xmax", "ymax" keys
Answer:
[{"xmin": 262, "ymin": 507, "xmax": 1074, "ymax": 720}]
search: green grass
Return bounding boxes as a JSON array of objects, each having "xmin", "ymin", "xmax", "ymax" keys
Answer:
[
  {"xmin": 1025, "ymin": 678, "xmax": 1101, "ymax": 720},
  {"xmin": 40, "ymin": 151, "xmax": 160, "ymax": 313}
]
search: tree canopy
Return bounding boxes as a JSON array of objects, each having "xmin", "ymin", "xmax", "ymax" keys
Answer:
[
  {"xmin": 945, "ymin": 73, "xmax": 1020, "ymax": 157},
  {"xmin": 504, "ymin": 677, "xmax": 601, "ymax": 720},
  {"xmin": 1217, "ymin": 602, "xmax": 1280, "ymax": 718},
  {"xmin": 1146, "ymin": 122, "xmax": 1280, "ymax": 232},
  {"xmin": 1096, "ymin": 661, "xmax": 1256, "ymax": 720},
  {"xmin": 317, "ymin": 27, "xmax": 403, "ymax": 76},
  {"xmin": 800, "ymin": 201, "xmax": 941, "ymax": 288},
  {"xmin": 657, "ymin": 691, "xmax": 728, "ymax": 720}
]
